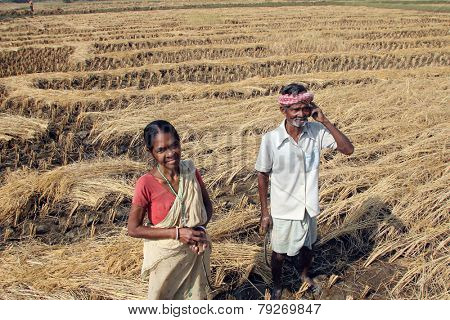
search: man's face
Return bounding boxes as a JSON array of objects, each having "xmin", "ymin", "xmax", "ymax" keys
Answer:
[{"xmin": 280, "ymin": 103, "xmax": 313, "ymax": 128}]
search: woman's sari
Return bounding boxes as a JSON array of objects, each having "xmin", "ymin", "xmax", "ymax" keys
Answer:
[{"xmin": 141, "ymin": 159, "xmax": 211, "ymax": 300}]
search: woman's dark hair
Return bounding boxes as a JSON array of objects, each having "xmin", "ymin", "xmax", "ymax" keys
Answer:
[
  {"xmin": 143, "ymin": 120, "xmax": 180, "ymax": 151},
  {"xmin": 280, "ymin": 83, "xmax": 308, "ymax": 95}
]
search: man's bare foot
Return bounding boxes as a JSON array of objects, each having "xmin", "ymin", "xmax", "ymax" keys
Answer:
[
  {"xmin": 301, "ymin": 275, "xmax": 321, "ymax": 295},
  {"xmin": 270, "ymin": 286, "xmax": 283, "ymax": 300}
]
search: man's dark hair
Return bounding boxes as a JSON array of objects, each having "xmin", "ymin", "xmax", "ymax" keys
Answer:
[
  {"xmin": 280, "ymin": 83, "xmax": 308, "ymax": 95},
  {"xmin": 143, "ymin": 120, "xmax": 180, "ymax": 151}
]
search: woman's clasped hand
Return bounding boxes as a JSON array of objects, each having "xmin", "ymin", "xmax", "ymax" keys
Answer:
[{"xmin": 178, "ymin": 227, "xmax": 208, "ymax": 254}]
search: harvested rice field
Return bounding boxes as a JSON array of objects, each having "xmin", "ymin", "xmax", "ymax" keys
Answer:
[{"xmin": 0, "ymin": 0, "xmax": 449, "ymax": 300}]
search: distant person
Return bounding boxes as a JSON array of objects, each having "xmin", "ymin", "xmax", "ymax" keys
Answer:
[
  {"xmin": 255, "ymin": 83, "xmax": 354, "ymax": 299},
  {"xmin": 28, "ymin": 0, "xmax": 34, "ymax": 14},
  {"xmin": 128, "ymin": 120, "xmax": 213, "ymax": 299}
]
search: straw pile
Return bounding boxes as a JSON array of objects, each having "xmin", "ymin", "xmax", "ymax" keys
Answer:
[
  {"xmin": 0, "ymin": 230, "xmax": 270, "ymax": 300},
  {"xmin": 0, "ymin": 114, "xmax": 48, "ymax": 142},
  {"xmin": 0, "ymin": 158, "xmax": 145, "ymax": 227}
]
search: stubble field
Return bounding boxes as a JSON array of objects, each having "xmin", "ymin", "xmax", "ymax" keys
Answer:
[{"xmin": 0, "ymin": 0, "xmax": 448, "ymax": 300}]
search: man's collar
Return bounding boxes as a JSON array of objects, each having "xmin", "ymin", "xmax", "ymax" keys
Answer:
[
  {"xmin": 303, "ymin": 122, "xmax": 316, "ymax": 141},
  {"xmin": 276, "ymin": 120, "xmax": 316, "ymax": 147},
  {"xmin": 275, "ymin": 120, "xmax": 290, "ymax": 147}
]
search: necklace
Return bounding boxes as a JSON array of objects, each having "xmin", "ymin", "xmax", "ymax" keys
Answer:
[{"xmin": 157, "ymin": 164, "xmax": 186, "ymax": 226}]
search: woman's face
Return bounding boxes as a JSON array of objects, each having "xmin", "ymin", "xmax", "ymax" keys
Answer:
[{"xmin": 150, "ymin": 132, "xmax": 181, "ymax": 170}]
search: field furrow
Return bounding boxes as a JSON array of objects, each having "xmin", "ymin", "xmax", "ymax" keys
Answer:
[{"xmin": 31, "ymin": 51, "xmax": 449, "ymax": 90}]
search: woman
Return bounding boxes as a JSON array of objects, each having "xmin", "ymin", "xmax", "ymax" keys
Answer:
[{"xmin": 128, "ymin": 120, "xmax": 213, "ymax": 300}]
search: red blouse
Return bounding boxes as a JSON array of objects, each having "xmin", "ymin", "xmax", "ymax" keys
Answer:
[{"xmin": 132, "ymin": 169, "xmax": 205, "ymax": 225}]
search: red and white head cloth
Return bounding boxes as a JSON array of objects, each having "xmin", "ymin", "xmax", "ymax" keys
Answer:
[{"xmin": 278, "ymin": 92, "xmax": 314, "ymax": 106}]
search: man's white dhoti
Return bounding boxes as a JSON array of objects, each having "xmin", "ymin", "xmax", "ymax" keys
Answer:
[{"xmin": 271, "ymin": 212, "xmax": 317, "ymax": 256}]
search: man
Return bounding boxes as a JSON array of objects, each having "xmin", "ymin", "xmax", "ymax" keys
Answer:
[
  {"xmin": 28, "ymin": 0, "xmax": 34, "ymax": 14},
  {"xmin": 255, "ymin": 83, "xmax": 354, "ymax": 299}
]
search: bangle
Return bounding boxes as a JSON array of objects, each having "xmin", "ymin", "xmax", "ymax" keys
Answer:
[
  {"xmin": 175, "ymin": 226, "xmax": 180, "ymax": 240},
  {"xmin": 196, "ymin": 226, "xmax": 206, "ymax": 232}
]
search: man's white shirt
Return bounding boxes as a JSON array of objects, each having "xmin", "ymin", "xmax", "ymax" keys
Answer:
[{"xmin": 255, "ymin": 120, "xmax": 337, "ymax": 220}]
